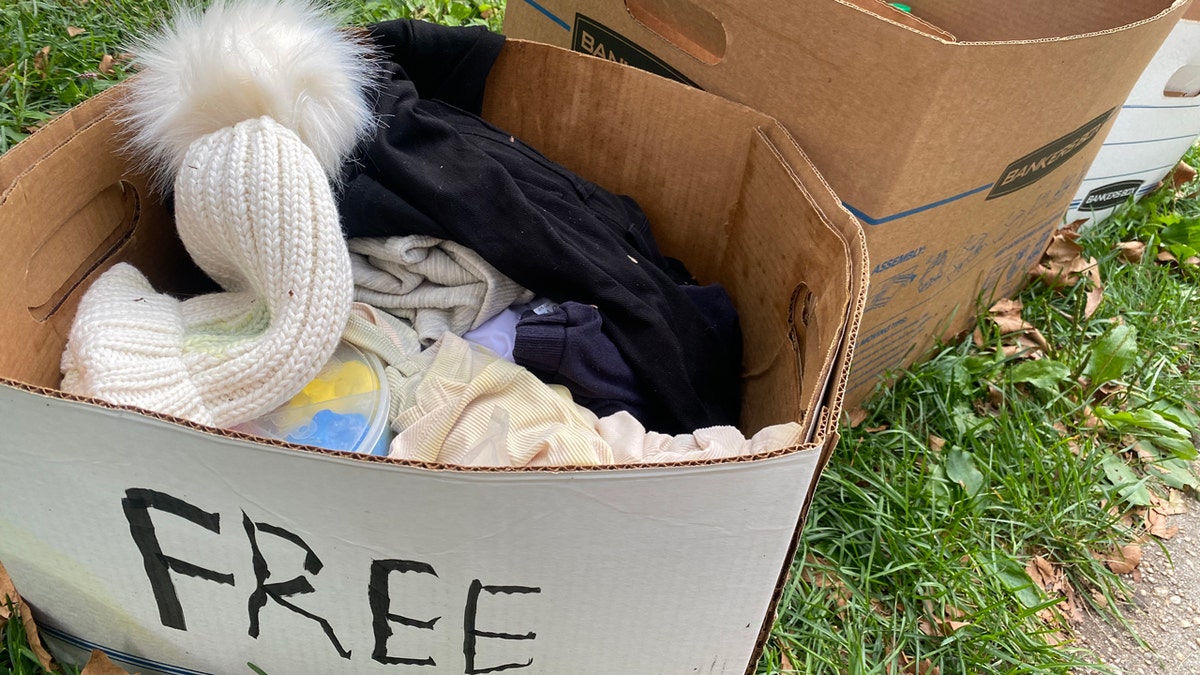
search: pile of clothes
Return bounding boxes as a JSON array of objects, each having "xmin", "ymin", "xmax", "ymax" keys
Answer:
[{"xmin": 58, "ymin": 0, "xmax": 802, "ymax": 467}]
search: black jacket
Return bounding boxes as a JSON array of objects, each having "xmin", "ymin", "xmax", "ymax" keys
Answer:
[{"xmin": 338, "ymin": 19, "xmax": 741, "ymax": 434}]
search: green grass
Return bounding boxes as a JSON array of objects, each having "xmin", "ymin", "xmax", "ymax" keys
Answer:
[
  {"xmin": 757, "ymin": 158, "xmax": 1200, "ymax": 674},
  {"xmin": 0, "ymin": 0, "xmax": 502, "ymax": 154},
  {"xmin": 3, "ymin": 1, "xmax": 1200, "ymax": 674}
]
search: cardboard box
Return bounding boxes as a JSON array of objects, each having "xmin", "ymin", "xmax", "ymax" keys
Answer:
[
  {"xmin": 504, "ymin": 0, "xmax": 1188, "ymax": 405},
  {"xmin": 0, "ymin": 39, "xmax": 866, "ymax": 675},
  {"xmin": 1066, "ymin": 0, "xmax": 1200, "ymax": 226}
]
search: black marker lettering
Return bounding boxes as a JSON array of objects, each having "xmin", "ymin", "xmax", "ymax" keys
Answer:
[
  {"xmin": 242, "ymin": 513, "xmax": 351, "ymax": 659},
  {"xmin": 368, "ymin": 559, "xmax": 441, "ymax": 666},
  {"xmin": 121, "ymin": 489, "xmax": 234, "ymax": 631},
  {"xmin": 463, "ymin": 580, "xmax": 540, "ymax": 674}
]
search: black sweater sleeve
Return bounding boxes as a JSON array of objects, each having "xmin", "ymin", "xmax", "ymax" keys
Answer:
[{"xmin": 366, "ymin": 19, "xmax": 504, "ymax": 114}]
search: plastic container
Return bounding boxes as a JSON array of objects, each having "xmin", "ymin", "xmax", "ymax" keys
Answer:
[{"xmin": 233, "ymin": 341, "xmax": 393, "ymax": 456}]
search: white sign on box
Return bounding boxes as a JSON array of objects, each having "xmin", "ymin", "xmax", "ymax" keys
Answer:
[
  {"xmin": 0, "ymin": 389, "xmax": 821, "ymax": 675},
  {"xmin": 1067, "ymin": 8, "xmax": 1200, "ymax": 226}
]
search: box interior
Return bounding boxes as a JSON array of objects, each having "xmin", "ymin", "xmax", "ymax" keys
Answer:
[
  {"xmin": 0, "ymin": 40, "xmax": 857, "ymax": 440},
  {"xmin": 892, "ymin": 0, "xmax": 1179, "ymax": 42}
]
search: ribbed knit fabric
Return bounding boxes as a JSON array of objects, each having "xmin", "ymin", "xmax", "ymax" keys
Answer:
[
  {"xmin": 590, "ymin": 411, "xmax": 803, "ymax": 464},
  {"xmin": 348, "ymin": 235, "xmax": 534, "ymax": 344},
  {"xmin": 61, "ymin": 117, "xmax": 353, "ymax": 428},
  {"xmin": 343, "ymin": 304, "xmax": 804, "ymax": 467},
  {"xmin": 389, "ymin": 332, "xmax": 614, "ymax": 467}
]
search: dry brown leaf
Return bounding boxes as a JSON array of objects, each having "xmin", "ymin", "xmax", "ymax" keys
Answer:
[
  {"xmin": 800, "ymin": 555, "xmax": 851, "ymax": 610},
  {"xmin": 1027, "ymin": 556, "xmax": 1052, "ymax": 585},
  {"xmin": 972, "ymin": 327, "xmax": 985, "ymax": 347},
  {"xmin": 1025, "ymin": 555, "xmax": 1083, "ymax": 624},
  {"xmin": 1134, "ymin": 441, "xmax": 1157, "ymax": 463},
  {"xmin": 897, "ymin": 652, "xmax": 941, "ymax": 675},
  {"xmin": 81, "ymin": 650, "xmax": 132, "ymax": 675},
  {"xmin": 98, "ymin": 54, "xmax": 115, "ymax": 75},
  {"xmin": 941, "ymin": 619, "xmax": 971, "ymax": 634},
  {"xmin": 1186, "ymin": 255, "xmax": 1200, "ymax": 266},
  {"xmin": 846, "ymin": 407, "xmax": 868, "ymax": 428},
  {"xmin": 1105, "ymin": 544, "xmax": 1142, "ymax": 574},
  {"xmin": 928, "ymin": 435, "xmax": 946, "ymax": 452},
  {"xmin": 987, "ymin": 299, "xmax": 1051, "ymax": 355},
  {"xmin": 986, "ymin": 384, "xmax": 1005, "ymax": 409},
  {"xmin": 1171, "ymin": 160, "xmax": 1198, "ymax": 190},
  {"xmin": 1116, "ymin": 241, "xmax": 1146, "ymax": 263},
  {"xmin": 1146, "ymin": 507, "xmax": 1179, "ymax": 540},
  {"xmin": 0, "ymin": 561, "xmax": 54, "ymax": 670},
  {"xmin": 1157, "ymin": 249, "xmax": 1178, "ymax": 264},
  {"xmin": 1022, "ymin": 328, "xmax": 1051, "ymax": 354},
  {"xmin": 67, "ymin": 26, "xmax": 86, "ymax": 37},
  {"xmin": 1083, "ymin": 265, "xmax": 1104, "ymax": 320},
  {"xmin": 1164, "ymin": 490, "xmax": 1189, "ymax": 515},
  {"xmin": 777, "ymin": 641, "xmax": 798, "ymax": 673},
  {"xmin": 1043, "ymin": 630, "xmax": 1070, "ymax": 647},
  {"xmin": 918, "ymin": 618, "xmax": 938, "ymax": 636},
  {"xmin": 33, "ymin": 45, "xmax": 51, "ymax": 78},
  {"xmin": 989, "ymin": 298, "xmax": 1023, "ymax": 316},
  {"xmin": 866, "ymin": 424, "xmax": 890, "ymax": 433},
  {"xmin": 1045, "ymin": 233, "xmax": 1084, "ymax": 261}
]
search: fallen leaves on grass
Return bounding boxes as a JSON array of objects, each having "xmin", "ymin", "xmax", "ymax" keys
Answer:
[
  {"xmin": 1031, "ymin": 225, "xmax": 1100, "ymax": 293},
  {"xmin": 1161, "ymin": 489, "xmax": 1189, "ymax": 515},
  {"xmin": 986, "ymin": 298, "xmax": 1050, "ymax": 358},
  {"xmin": 98, "ymin": 54, "xmax": 116, "ymax": 75},
  {"xmin": 0, "ymin": 561, "xmax": 54, "ymax": 670},
  {"xmin": 846, "ymin": 407, "xmax": 868, "ymax": 428},
  {"xmin": 917, "ymin": 601, "xmax": 972, "ymax": 637},
  {"xmin": 1144, "ymin": 504, "xmax": 1179, "ymax": 540},
  {"xmin": 776, "ymin": 641, "xmax": 799, "ymax": 673},
  {"xmin": 1156, "ymin": 249, "xmax": 1200, "ymax": 267},
  {"xmin": 1116, "ymin": 241, "xmax": 1146, "ymax": 263},
  {"xmin": 891, "ymin": 652, "xmax": 940, "ymax": 675},
  {"xmin": 67, "ymin": 26, "xmax": 87, "ymax": 37},
  {"xmin": 33, "ymin": 46, "xmax": 51, "ymax": 78},
  {"xmin": 81, "ymin": 650, "xmax": 132, "ymax": 674},
  {"xmin": 800, "ymin": 555, "xmax": 852, "ymax": 612},
  {"xmin": 1025, "ymin": 555, "xmax": 1082, "ymax": 624},
  {"xmin": 1103, "ymin": 544, "xmax": 1143, "ymax": 575},
  {"xmin": 1169, "ymin": 160, "xmax": 1198, "ymax": 193}
]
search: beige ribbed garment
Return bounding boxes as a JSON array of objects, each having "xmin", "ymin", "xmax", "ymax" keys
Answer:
[
  {"xmin": 344, "ymin": 305, "xmax": 803, "ymax": 467},
  {"xmin": 348, "ymin": 236, "xmax": 535, "ymax": 344}
]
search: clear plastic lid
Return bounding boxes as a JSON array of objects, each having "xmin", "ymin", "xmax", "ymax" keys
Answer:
[{"xmin": 233, "ymin": 341, "xmax": 392, "ymax": 456}]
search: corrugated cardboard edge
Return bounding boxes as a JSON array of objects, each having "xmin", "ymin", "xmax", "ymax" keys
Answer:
[
  {"xmin": 742, "ymin": 123, "xmax": 870, "ymax": 671},
  {"xmin": 948, "ymin": 0, "xmax": 1187, "ymax": 45},
  {"xmin": 1186, "ymin": 0, "xmax": 1200, "ymax": 22},
  {"xmin": 0, "ymin": 376, "xmax": 829, "ymax": 474},
  {"xmin": 0, "ymin": 84, "xmax": 128, "ymax": 203}
]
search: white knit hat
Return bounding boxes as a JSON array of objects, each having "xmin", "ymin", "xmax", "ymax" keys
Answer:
[{"xmin": 60, "ymin": 0, "xmax": 375, "ymax": 428}]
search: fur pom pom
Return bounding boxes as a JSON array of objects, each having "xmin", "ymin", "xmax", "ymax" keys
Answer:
[{"xmin": 120, "ymin": 0, "xmax": 378, "ymax": 191}]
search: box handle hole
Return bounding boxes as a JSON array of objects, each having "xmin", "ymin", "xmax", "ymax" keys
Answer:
[
  {"xmin": 624, "ymin": 0, "xmax": 726, "ymax": 65},
  {"xmin": 26, "ymin": 180, "xmax": 140, "ymax": 321},
  {"xmin": 1165, "ymin": 64, "xmax": 1200, "ymax": 98}
]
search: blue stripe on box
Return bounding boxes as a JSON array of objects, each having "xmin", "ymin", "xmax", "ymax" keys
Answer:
[
  {"xmin": 39, "ymin": 624, "xmax": 217, "ymax": 675},
  {"xmin": 842, "ymin": 183, "xmax": 994, "ymax": 226},
  {"xmin": 1102, "ymin": 132, "xmax": 1200, "ymax": 147},
  {"xmin": 521, "ymin": 0, "xmax": 571, "ymax": 30}
]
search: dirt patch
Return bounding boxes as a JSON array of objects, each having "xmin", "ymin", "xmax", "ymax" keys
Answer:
[{"xmin": 1075, "ymin": 498, "xmax": 1200, "ymax": 674}]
